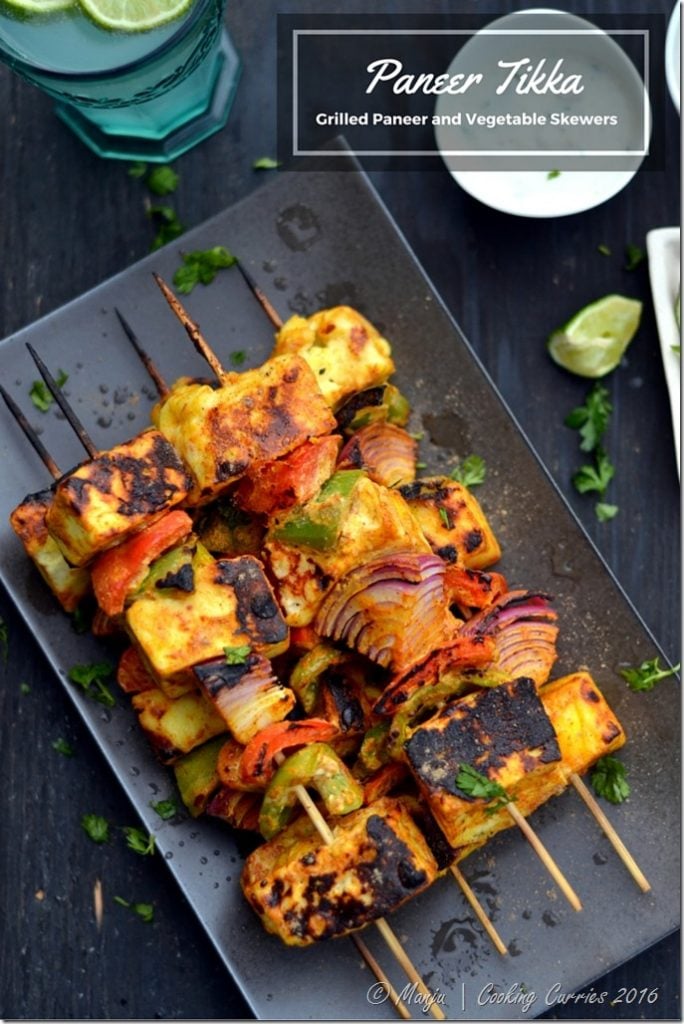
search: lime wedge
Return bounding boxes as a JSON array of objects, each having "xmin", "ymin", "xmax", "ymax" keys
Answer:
[
  {"xmin": 548, "ymin": 295, "xmax": 642, "ymax": 378},
  {"xmin": 78, "ymin": 0, "xmax": 191, "ymax": 31},
  {"xmin": 2, "ymin": 0, "xmax": 74, "ymax": 11}
]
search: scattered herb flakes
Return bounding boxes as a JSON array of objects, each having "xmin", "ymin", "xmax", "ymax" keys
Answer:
[
  {"xmin": 224, "ymin": 644, "xmax": 251, "ymax": 665},
  {"xmin": 439, "ymin": 507, "xmax": 451, "ymax": 529},
  {"xmin": 29, "ymin": 370, "xmax": 68, "ymax": 413},
  {"xmin": 415, "ymin": 461, "xmax": 427, "ymax": 470},
  {"xmin": 81, "ymin": 813, "xmax": 110, "ymax": 844},
  {"xmin": 595, "ymin": 501, "xmax": 619, "ymax": 522},
  {"xmin": 151, "ymin": 798, "xmax": 178, "ymax": 821},
  {"xmin": 409, "ymin": 431, "xmax": 424, "ymax": 441},
  {"xmin": 148, "ymin": 205, "xmax": 185, "ymax": 252},
  {"xmin": 565, "ymin": 384, "xmax": 612, "ymax": 453},
  {"xmin": 68, "ymin": 661, "xmax": 115, "ymax": 708},
  {"xmin": 547, "ymin": 169, "xmax": 561, "ymax": 180},
  {"xmin": 128, "ymin": 161, "xmax": 148, "ymax": 179},
  {"xmin": 624, "ymin": 243, "xmax": 646, "ymax": 271},
  {"xmin": 590, "ymin": 755, "xmax": 630, "ymax": 804},
  {"xmin": 146, "ymin": 165, "xmax": 179, "ymax": 196},
  {"xmin": 450, "ymin": 454, "xmax": 487, "ymax": 488},
  {"xmin": 70, "ymin": 604, "xmax": 92, "ymax": 635},
  {"xmin": 172, "ymin": 246, "xmax": 237, "ymax": 294},
  {"xmin": 253, "ymin": 156, "xmax": 281, "ymax": 170},
  {"xmin": 52, "ymin": 738, "xmax": 74, "ymax": 757},
  {"xmin": 572, "ymin": 447, "xmax": 614, "ymax": 498},
  {"xmin": 19, "ymin": 682, "xmax": 31, "ymax": 695},
  {"xmin": 114, "ymin": 896, "xmax": 154, "ymax": 923},
  {"xmin": 456, "ymin": 763, "xmax": 513, "ymax": 813},
  {"xmin": 230, "ymin": 350, "xmax": 246, "ymax": 366},
  {"xmin": 0, "ymin": 616, "xmax": 8, "ymax": 665},
  {"xmin": 123, "ymin": 826, "xmax": 156, "ymax": 856},
  {"xmin": 619, "ymin": 656, "xmax": 680, "ymax": 692},
  {"xmin": 597, "ymin": 243, "xmax": 612, "ymax": 256}
]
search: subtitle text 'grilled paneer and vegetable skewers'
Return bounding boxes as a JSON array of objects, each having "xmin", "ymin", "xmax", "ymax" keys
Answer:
[{"xmin": 4, "ymin": 265, "xmax": 651, "ymax": 1019}]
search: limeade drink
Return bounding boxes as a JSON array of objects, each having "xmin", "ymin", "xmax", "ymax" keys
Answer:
[{"xmin": 0, "ymin": 0, "xmax": 240, "ymax": 159}]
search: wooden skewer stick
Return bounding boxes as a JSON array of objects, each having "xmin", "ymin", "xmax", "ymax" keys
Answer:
[
  {"xmin": 506, "ymin": 802, "xmax": 582, "ymax": 912},
  {"xmin": 114, "ymin": 308, "xmax": 170, "ymax": 398},
  {"xmin": 570, "ymin": 773, "xmax": 651, "ymax": 893},
  {"xmin": 351, "ymin": 934, "xmax": 412, "ymax": 1021},
  {"xmin": 25, "ymin": 344, "xmax": 98, "ymax": 460},
  {"xmin": 449, "ymin": 863, "xmax": 508, "ymax": 956},
  {"xmin": 236, "ymin": 261, "xmax": 284, "ymax": 330},
  {"xmin": 0, "ymin": 384, "xmax": 62, "ymax": 480},
  {"xmin": 152, "ymin": 273, "xmax": 226, "ymax": 380}
]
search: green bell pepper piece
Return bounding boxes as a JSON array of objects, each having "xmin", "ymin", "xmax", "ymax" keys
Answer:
[
  {"xmin": 290, "ymin": 643, "xmax": 351, "ymax": 713},
  {"xmin": 271, "ymin": 470, "xmax": 364, "ymax": 551},
  {"xmin": 258, "ymin": 742, "xmax": 364, "ymax": 839},
  {"xmin": 173, "ymin": 735, "xmax": 226, "ymax": 817}
]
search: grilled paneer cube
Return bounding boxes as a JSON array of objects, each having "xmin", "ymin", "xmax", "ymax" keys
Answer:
[
  {"xmin": 153, "ymin": 355, "xmax": 335, "ymax": 503},
  {"xmin": 405, "ymin": 677, "xmax": 566, "ymax": 850},
  {"xmin": 131, "ymin": 687, "xmax": 227, "ymax": 763},
  {"xmin": 540, "ymin": 671, "xmax": 626, "ymax": 776},
  {"xmin": 10, "ymin": 487, "xmax": 90, "ymax": 611},
  {"xmin": 126, "ymin": 551, "xmax": 289, "ymax": 694},
  {"xmin": 46, "ymin": 430, "xmax": 192, "ymax": 567},
  {"xmin": 241, "ymin": 797, "xmax": 438, "ymax": 946},
  {"xmin": 273, "ymin": 306, "xmax": 395, "ymax": 410},
  {"xmin": 264, "ymin": 472, "xmax": 430, "ymax": 626},
  {"xmin": 400, "ymin": 477, "xmax": 501, "ymax": 569}
]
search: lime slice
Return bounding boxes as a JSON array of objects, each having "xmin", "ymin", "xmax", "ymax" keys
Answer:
[
  {"xmin": 2, "ymin": 0, "xmax": 74, "ymax": 12},
  {"xmin": 78, "ymin": 0, "xmax": 191, "ymax": 31},
  {"xmin": 548, "ymin": 295, "xmax": 642, "ymax": 378}
]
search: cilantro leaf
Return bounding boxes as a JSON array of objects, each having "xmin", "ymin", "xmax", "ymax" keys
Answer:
[
  {"xmin": 146, "ymin": 165, "xmax": 179, "ymax": 196},
  {"xmin": 0, "ymin": 616, "xmax": 8, "ymax": 665},
  {"xmin": 455, "ymin": 763, "xmax": 513, "ymax": 812},
  {"xmin": 123, "ymin": 826, "xmax": 156, "ymax": 856},
  {"xmin": 595, "ymin": 501, "xmax": 619, "ymax": 522},
  {"xmin": 572, "ymin": 448, "xmax": 614, "ymax": 497},
  {"xmin": 439, "ymin": 506, "xmax": 451, "ymax": 529},
  {"xmin": 68, "ymin": 661, "xmax": 115, "ymax": 708},
  {"xmin": 19, "ymin": 682, "xmax": 30, "ymax": 695},
  {"xmin": 253, "ymin": 156, "xmax": 281, "ymax": 170},
  {"xmin": 547, "ymin": 169, "xmax": 561, "ymax": 180},
  {"xmin": 564, "ymin": 384, "xmax": 612, "ymax": 453},
  {"xmin": 590, "ymin": 755, "xmax": 630, "ymax": 804},
  {"xmin": 224, "ymin": 644, "xmax": 251, "ymax": 665},
  {"xmin": 70, "ymin": 604, "xmax": 92, "ymax": 635},
  {"xmin": 451, "ymin": 454, "xmax": 486, "ymax": 488},
  {"xmin": 172, "ymin": 246, "xmax": 237, "ymax": 294},
  {"xmin": 81, "ymin": 813, "xmax": 110, "ymax": 844},
  {"xmin": 619, "ymin": 656, "xmax": 680, "ymax": 692},
  {"xmin": 148, "ymin": 205, "xmax": 185, "ymax": 252},
  {"xmin": 29, "ymin": 370, "xmax": 68, "ymax": 413},
  {"xmin": 151, "ymin": 799, "xmax": 179, "ymax": 821},
  {"xmin": 597, "ymin": 243, "xmax": 612, "ymax": 256},
  {"xmin": 52, "ymin": 738, "xmax": 74, "ymax": 757},
  {"xmin": 230, "ymin": 350, "xmax": 246, "ymax": 366},
  {"xmin": 114, "ymin": 896, "xmax": 154, "ymax": 923},
  {"xmin": 128, "ymin": 162, "xmax": 148, "ymax": 179},
  {"xmin": 624, "ymin": 243, "xmax": 646, "ymax": 271}
]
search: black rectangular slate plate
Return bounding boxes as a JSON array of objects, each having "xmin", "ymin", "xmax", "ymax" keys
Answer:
[{"xmin": 0, "ymin": 149, "xmax": 679, "ymax": 1021}]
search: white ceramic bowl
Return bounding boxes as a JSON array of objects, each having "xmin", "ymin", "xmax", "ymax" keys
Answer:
[{"xmin": 665, "ymin": 2, "xmax": 680, "ymax": 113}]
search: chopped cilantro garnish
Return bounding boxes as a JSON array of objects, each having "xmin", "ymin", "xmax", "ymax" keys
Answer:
[
  {"xmin": 230, "ymin": 350, "xmax": 246, "ymax": 366},
  {"xmin": 595, "ymin": 501, "xmax": 619, "ymax": 522},
  {"xmin": 451, "ymin": 454, "xmax": 486, "ymax": 488},
  {"xmin": 19, "ymin": 682, "xmax": 30, "ymax": 695},
  {"xmin": 29, "ymin": 370, "xmax": 68, "ymax": 413},
  {"xmin": 81, "ymin": 813, "xmax": 110, "ymax": 844},
  {"xmin": 146, "ymin": 165, "xmax": 179, "ymax": 196},
  {"xmin": 590, "ymin": 756, "xmax": 630, "ymax": 804},
  {"xmin": 114, "ymin": 896, "xmax": 154, "ymax": 923},
  {"xmin": 224, "ymin": 644, "xmax": 251, "ymax": 665},
  {"xmin": 151, "ymin": 799, "xmax": 178, "ymax": 821},
  {"xmin": 547, "ymin": 169, "xmax": 561, "ymax": 180},
  {"xmin": 619, "ymin": 656, "xmax": 680, "ymax": 692},
  {"xmin": 253, "ymin": 156, "xmax": 281, "ymax": 170},
  {"xmin": 173, "ymin": 246, "xmax": 237, "ymax": 294},
  {"xmin": 624, "ymin": 243, "xmax": 646, "ymax": 271},
  {"xmin": 439, "ymin": 507, "xmax": 451, "ymax": 529},
  {"xmin": 68, "ymin": 661, "xmax": 115, "ymax": 708},
  {"xmin": 123, "ymin": 826, "xmax": 156, "ymax": 856},
  {"xmin": 148, "ymin": 205, "xmax": 185, "ymax": 252},
  {"xmin": 456, "ymin": 763, "xmax": 513, "ymax": 813},
  {"xmin": 565, "ymin": 384, "xmax": 612, "ymax": 453},
  {"xmin": 597, "ymin": 244, "xmax": 612, "ymax": 256},
  {"xmin": 52, "ymin": 738, "xmax": 74, "ymax": 757},
  {"xmin": 572, "ymin": 448, "xmax": 614, "ymax": 498},
  {"xmin": 128, "ymin": 162, "xmax": 148, "ymax": 179}
]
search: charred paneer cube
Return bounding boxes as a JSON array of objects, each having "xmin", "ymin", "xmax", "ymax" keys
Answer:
[
  {"xmin": 153, "ymin": 354, "xmax": 335, "ymax": 503},
  {"xmin": 10, "ymin": 487, "xmax": 90, "ymax": 611},
  {"xmin": 273, "ymin": 306, "xmax": 395, "ymax": 410},
  {"xmin": 264, "ymin": 471, "xmax": 430, "ymax": 626},
  {"xmin": 405, "ymin": 677, "xmax": 566, "ymax": 850},
  {"xmin": 125, "ymin": 549, "xmax": 289, "ymax": 694},
  {"xmin": 131, "ymin": 687, "xmax": 227, "ymax": 764},
  {"xmin": 241, "ymin": 797, "xmax": 438, "ymax": 946},
  {"xmin": 400, "ymin": 477, "xmax": 501, "ymax": 570},
  {"xmin": 540, "ymin": 671, "xmax": 626, "ymax": 776},
  {"xmin": 46, "ymin": 430, "xmax": 192, "ymax": 567}
]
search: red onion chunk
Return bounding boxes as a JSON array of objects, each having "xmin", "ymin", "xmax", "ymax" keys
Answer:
[
  {"xmin": 459, "ymin": 589, "xmax": 558, "ymax": 686},
  {"xmin": 337, "ymin": 423, "xmax": 417, "ymax": 488},
  {"xmin": 314, "ymin": 550, "xmax": 454, "ymax": 674},
  {"xmin": 194, "ymin": 654, "xmax": 296, "ymax": 744}
]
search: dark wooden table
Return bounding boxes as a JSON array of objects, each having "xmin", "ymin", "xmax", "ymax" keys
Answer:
[{"xmin": 0, "ymin": 1, "xmax": 679, "ymax": 1019}]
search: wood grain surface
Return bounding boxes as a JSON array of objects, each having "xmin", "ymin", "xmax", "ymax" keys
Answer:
[{"xmin": 0, "ymin": 1, "xmax": 679, "ymax": 1019}]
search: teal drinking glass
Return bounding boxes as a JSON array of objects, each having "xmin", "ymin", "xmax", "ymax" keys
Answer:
[{"xmin": 0, "ymin": 0, "xmax": 240, "ymax": 161}]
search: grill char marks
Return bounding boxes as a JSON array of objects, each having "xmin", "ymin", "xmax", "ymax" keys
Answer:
[{"xmin": 213, "ymin": 556, "xmax": 288, "ymax": 649}]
